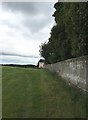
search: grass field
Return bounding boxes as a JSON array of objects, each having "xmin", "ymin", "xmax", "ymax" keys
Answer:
[
  {"xmin": 0, "ymin": 66, "xmax": 2, "ymax": 119},
  {"xmin": 2, "ymin": 66, "xmax": 87, "ymax": 118}
]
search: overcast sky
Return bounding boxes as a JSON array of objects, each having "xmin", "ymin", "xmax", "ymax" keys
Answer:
[{"xmin": 0, "ymin": 1, "xmax": 57, "ymax": 65}]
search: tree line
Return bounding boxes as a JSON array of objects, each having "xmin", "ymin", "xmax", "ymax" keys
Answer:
[
  {"xmin": 40, "ymin": 2, "xmax": 88, "ymax": 64},
  {"xmin": 1, "ymin": 64, "xmax": 38, "ymax": 69}
]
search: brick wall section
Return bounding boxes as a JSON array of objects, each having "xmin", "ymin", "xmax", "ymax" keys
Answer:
[{"xmin": 45, "ymin": 56, "xmax": 88, "ymax": 91}]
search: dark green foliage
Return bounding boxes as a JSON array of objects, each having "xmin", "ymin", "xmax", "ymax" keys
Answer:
[
  {"xmin": 40, "ymin": 2, "xmax": 88, "ymax": 64},
  {"xmin": 1, "ymin": 64, "xmax": 38, "ymax": 69}
]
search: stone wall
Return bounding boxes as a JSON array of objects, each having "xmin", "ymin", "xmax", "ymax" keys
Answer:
[{"xmin": 46, "ymin": 56, "xmax": 88, "ymax": 91}]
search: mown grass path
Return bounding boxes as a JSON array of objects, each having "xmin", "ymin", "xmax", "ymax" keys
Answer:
[{"xmin": 2, "ymin": 66, "xmax": 87, "ymax": 118}]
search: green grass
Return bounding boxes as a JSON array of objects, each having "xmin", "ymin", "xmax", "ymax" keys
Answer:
[
  {"xmin": 2, "ymin": 66, "xmax": 87, "ymax": 118},
  {"xmin": 0, "ymin": 66, "xmax": 2, "ymax": 119}
]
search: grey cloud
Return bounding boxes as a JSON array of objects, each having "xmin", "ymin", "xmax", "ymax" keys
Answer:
[
  {"xmin": 2, "ymin": 2, "xmax": 54, "ymax": 33},
  {"xmin": 23, "ymin": 15, "xmax": 52, "ymax": 33},
  {"xmin": 2, "ymin": 2, "xmax": 38, "ymax": 15},
  {"xmin": 1, "ymin": 20, "xmax": 20, "ymax": 29},
  {"xmin": 1, "ymin": 52, "xmax": 39, "ymax": 58},
  {"xmin": 2, "ymin": 57, "xmax": 22, "ymax": 63},
  {"xmin": 1, "ymin": 54, "xmax": 40, "ymax": 65},
  {"xmin": 0, "ymin": 2, "xmax": 54, "ymax": 65},
  {"xmin": 2, "ymin": 2, "xmax": 53, "ymax": 15}
]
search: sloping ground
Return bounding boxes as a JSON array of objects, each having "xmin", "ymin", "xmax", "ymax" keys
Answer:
[{"xmin": 2, "ymin": 66, "xmax": 87, "ymax": 118}]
